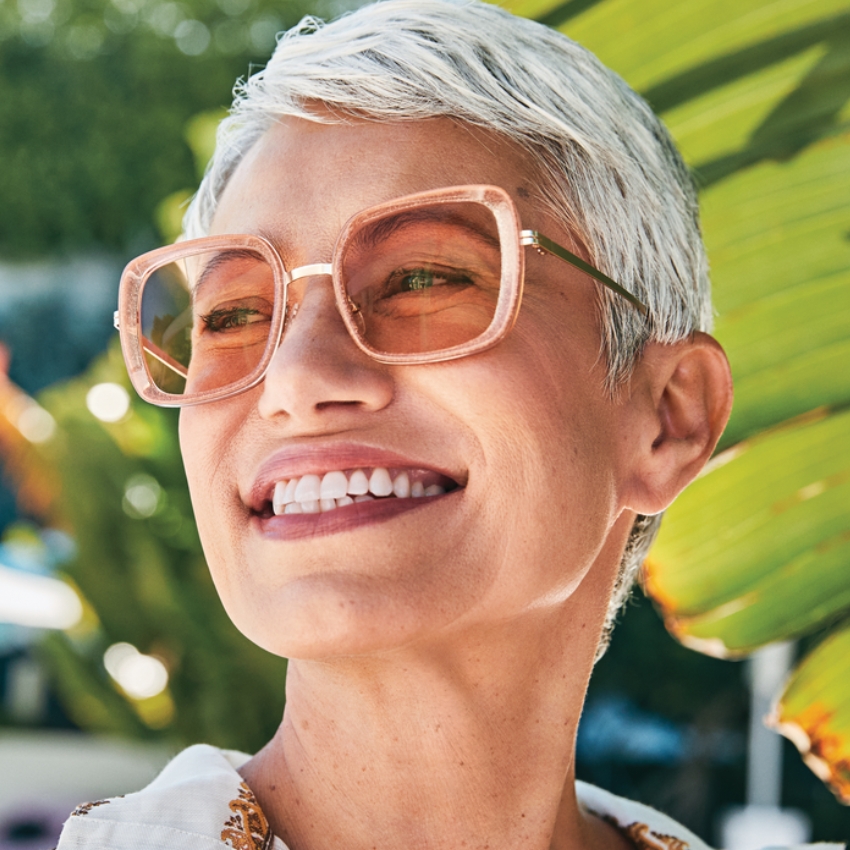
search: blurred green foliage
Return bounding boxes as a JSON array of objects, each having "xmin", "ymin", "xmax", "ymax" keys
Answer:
[
  {"xmin": 0, "ymin": 0, "xmax": 328, "ymax": 257},
  {"xmin": 0, "ymin": 0, "xmax": 336, "ymax": 753},
  {"xmin": 33, "ymin": 342, "xmax": 287, "ymax": 750}
]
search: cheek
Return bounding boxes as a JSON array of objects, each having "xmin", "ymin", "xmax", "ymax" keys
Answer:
[
  {"xmin": 495, "ymin": 373, "xmax": 617, "ymax": 534},
  {"xmin": 454, "ymin": 315, "xmax": 618, "ymax": 492},
  {"xmin": 178, "ymin": 406, "xmax": 245, "ymax": 598},
  {"xmin": 178, "ymin": 407, "xmax": 220, "ymax": 513},
  {"xmin": 416, "ymin": 340, "xmax": 621, "ymax": 611}
]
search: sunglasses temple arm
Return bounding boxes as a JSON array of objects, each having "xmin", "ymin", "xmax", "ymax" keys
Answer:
[{"xmin": 520, "ymin": 231, "xmax": 649, "ymax": 316}]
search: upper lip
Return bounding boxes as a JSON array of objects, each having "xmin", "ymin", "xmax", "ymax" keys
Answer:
[{"xmin": 245, "ymin": 442, "xmax": 466, "ymax": 512}]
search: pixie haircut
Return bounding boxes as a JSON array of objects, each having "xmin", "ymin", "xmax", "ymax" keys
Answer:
[{"xmin": 184, "ymin": 0, "xmax": 713, "ymax": 652}]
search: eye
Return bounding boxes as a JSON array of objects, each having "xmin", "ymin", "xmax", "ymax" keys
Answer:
[
  {"xmin": 393, "ymin": 266, "xmax": 473, "ymax": 294},
  {"xmin": 200, "ymin": 306, "xmax": 267, "ymax": 333},
  {"xmin": 401, "ymin": 269, "xmax": 436, "ymax": 291}
]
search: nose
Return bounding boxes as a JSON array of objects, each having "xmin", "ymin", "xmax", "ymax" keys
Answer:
[{"xmin": 256, "ymin": 275, "xmax": 394, "ymax": 427}]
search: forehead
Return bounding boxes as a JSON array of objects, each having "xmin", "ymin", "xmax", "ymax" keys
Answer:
[{"xmin": 210, "ymin": 116, "xmax": 541, "ymax": 248}]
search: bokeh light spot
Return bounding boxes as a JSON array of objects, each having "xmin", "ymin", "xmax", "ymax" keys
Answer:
[
  {"xmin": 123, "ymin": 474, "xmax": 163, "ymax": 519},
  {"xmin": 175, "ymin": 19, "xmax": 210, "ymax": 55},
  {"xmin": 0, "ymin": 565, "xmax": 83, "ymax": 629},
  {"xmin": 104, "ymin": 642, "xmax": 169, "ymax": 699},
  {"xmin": 86, "ymin": 382, "xmax": 130, "ymax": 422},
  {"xmin": 16, "ymin": 403, "xmax": 56, "ymax": 443}
]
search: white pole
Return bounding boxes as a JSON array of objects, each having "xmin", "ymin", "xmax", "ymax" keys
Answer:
[
  {"xmin": 747, "ymin": 641, "xmax": 794, "ymax": 806},
  {"xmin": 722, "ymin": 641, "xmax": 811, "ymax": 849}
]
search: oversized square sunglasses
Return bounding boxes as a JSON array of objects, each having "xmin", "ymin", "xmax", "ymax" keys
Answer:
[{"xmin": 115, "ymin": 185, "xmax": 648, "ymax": 407}]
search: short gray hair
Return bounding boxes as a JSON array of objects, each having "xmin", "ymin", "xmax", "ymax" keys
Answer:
[{"xmin": 185, "ymin": 0, "xmax": 712, "ymax": 653}]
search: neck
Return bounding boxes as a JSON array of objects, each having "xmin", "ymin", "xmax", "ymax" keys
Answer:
[{"xmin": 241, "ymin": 558, "xmax": 632, "ymax": 850}]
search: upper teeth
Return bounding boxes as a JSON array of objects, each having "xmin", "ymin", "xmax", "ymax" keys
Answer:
[{"xmin": 272, "ymin": 468, "xmax": 446, "ymax": 516}]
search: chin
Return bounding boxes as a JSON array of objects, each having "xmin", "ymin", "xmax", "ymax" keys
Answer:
[{"xmin": 220, "ymin": 575, "xmax": 444, "ymax": 661}]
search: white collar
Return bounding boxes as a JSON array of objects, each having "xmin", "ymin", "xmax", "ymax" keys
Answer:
[{"xmin": 57, "ymin": 744, "xmax": 843, "ymax": 850}]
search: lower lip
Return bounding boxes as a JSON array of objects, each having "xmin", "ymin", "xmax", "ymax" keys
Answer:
[{"xmin": 253, "ymin": 491, "xmax": 459, "ymax": 541}]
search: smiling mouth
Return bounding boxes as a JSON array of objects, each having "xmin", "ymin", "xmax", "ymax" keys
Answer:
[{"xmin": 258, "ymin": 467, "xmax": 461, "ymax": 517}]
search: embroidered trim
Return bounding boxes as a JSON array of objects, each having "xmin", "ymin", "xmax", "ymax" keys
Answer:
[
  {"xmin": 597, "ymin": 812, "xmax": 690, "ymax": 850},
  {"xmin": 621, "ymin": 821, "xmax": 690, "ymax": 850},
  {"xmin": 221, "ymin": 781, "xmax": 273, "ymax": 850},
  {"xmin": 71, "ymin": 799, "xmax": 113, "ymax": 817}
]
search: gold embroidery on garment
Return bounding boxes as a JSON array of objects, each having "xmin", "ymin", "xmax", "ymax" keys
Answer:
[
  {"xmin": 596, "ymin": 812, "xmax": 691, "ymax": 850},
  {"xmin": 221, "ymin": 781, "xmax": 273, "ymax": 850},
  {"xmin": 623, "ymin": 821, "xmax": 690, "ymax": 850},
  {"xmin": 71, "ymin": 799, "xmax": 113, "ymax": 817}
]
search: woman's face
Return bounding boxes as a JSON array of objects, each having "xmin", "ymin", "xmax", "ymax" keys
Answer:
[{"xmin": 179, "ymin": 116, "xmax": 635, "ymax": 659}]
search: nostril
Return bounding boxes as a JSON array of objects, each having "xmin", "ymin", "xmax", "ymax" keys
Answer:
[{"xmin": 315, "ymin": 400, "xmax": 363, "ymax": 411}]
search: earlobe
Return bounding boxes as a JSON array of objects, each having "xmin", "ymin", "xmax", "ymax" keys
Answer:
[{"xmin": 624, "ymin": 332, "xmax": 733, "ymax": 515}]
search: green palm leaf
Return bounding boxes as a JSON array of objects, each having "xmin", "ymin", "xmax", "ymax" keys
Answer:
[
  {"xmin": 509, "ymin": 0, "xmax": 850, "ymax": 801},
  {"xmin": 774, "ymin": 623, "xmax": 850, "ymax": 803}
]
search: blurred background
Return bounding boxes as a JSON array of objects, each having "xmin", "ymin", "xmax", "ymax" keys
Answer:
[{"xmin": 0, "ymin": 0, "xmax": 848, "ymax": 847}]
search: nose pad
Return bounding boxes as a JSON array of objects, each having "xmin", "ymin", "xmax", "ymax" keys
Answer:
[
  {"xmin": 284, "ymin": 298, "xmax": 300, "ymax": 330},
  {"xmin": 347, "ymin": 298, "xmax": 366, "ymax": 338}
]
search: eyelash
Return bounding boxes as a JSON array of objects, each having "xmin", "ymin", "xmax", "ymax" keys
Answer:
[
  {"xmin": 385, "ymin": 265, "xmax": 474, "ymax": 295},
  {"xmin": 200, "ymin": 307, "xmax": 262, "ymax": 332}
]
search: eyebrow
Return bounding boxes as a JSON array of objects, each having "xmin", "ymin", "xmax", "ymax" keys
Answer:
[
  {"xmin": 193, "ymin": 249, "xmax": 266, "ymax": 296},
  {"xmin": 347, "ymin": 208, "xmax": 502, "ymax": 255}
]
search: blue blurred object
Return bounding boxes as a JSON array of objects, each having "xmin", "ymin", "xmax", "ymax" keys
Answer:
[
  {"xmin": 578, "ymin": 695, "xmax": 688, "ymax": 764},
  {"xmin": 577, "ymin": 695, "xmax": 744, "ymax": 766},
  {"xmin": 0, "ymin": 527, "xmax": 76, "ymax": 653}
]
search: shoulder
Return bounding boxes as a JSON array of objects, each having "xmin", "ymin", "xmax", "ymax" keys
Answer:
[
  {"xmin": 576, "ymin": 781, "xmax": 845, "ymax": 850},
  {"xmin": 56, "ymin": 744, "xmax": 286, "ymax": 850}
]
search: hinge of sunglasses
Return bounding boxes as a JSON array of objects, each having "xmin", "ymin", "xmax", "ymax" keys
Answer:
[
  {"xmin": 519, "ymin": 230, "xmax": 648, "ymax": 316},
  {"xmin": 113, "ymin": 310, "xmax": 120, "ymax": 330}
]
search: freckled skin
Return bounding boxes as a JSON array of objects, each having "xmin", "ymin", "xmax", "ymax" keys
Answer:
[{"xmin": 178, "ymin": 116, "xmax": 731, "ymax": 850}]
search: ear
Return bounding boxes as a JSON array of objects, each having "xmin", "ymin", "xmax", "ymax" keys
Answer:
[{"xmin": 620, "ymin": 331, "xmax": 733, "ymax": 515}]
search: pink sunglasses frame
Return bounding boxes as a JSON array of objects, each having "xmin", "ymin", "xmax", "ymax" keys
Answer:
[{"xmin": 115, "ymin": 184, "xmax": 647, "ymax": 407}]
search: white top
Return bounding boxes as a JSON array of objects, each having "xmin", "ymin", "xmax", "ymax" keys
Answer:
[{"xmin": 55, "ymin": 743, "xmax": 844, "ymax": 850}]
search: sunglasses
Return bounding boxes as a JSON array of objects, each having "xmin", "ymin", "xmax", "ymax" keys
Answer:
[{"xmin": 115, "ymin": 185, "xmax": 647, "ymax": 407}]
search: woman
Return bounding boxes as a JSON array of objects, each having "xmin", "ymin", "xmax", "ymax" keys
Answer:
[{"xmin": 58, "ymin": 2, "xmax": 835, "ymax": 848}]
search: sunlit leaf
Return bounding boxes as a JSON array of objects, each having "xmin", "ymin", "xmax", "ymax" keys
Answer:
[
  {"xmin": 772, "ymin": 623, "xmax": 850, "ymax": 803},
  {"xmin": 549, "ymin": 0, "xmax": 850, "ymax": 94},
  {"xmin": 510, "ymin": 0, "xmax": 850, "ymax": 798},
  {"xmin": 646, "ymin": 408, "xmax": 850, "ymax": 655},
  {"xmin": 659, "ymin": 46, "xmax": 827, "ymax": 166},
  {"xmin": 702, "ymin": 136, "xmax": 850, "ymax": 448}
]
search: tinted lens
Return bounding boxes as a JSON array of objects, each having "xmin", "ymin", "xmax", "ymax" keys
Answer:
[
  {"xmin": 139, "ymin": 247, "xmax": 276, "ymax": 397},
  {"xmin": 339, "ymin": 201, "xmax": 503, "ymax": 354}
]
